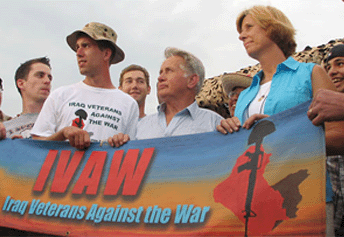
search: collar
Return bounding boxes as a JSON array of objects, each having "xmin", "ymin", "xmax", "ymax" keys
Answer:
[
  {"xmin": 252, "ymin": 56, "xmax": 299, "ymax": 85},
  {"xmin": 157, "ymin": 101, "xmax": 198, "ymax": 120}
]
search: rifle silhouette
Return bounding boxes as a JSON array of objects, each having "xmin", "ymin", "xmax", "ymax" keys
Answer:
[{"xmin": 238, "ymin": 120, "xmax": 276, "ymax": 237}]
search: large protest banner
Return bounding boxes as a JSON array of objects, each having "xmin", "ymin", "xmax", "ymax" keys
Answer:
[{"xmin": 0, "ymin": 101, "xmax": 326, "ymax": 236}]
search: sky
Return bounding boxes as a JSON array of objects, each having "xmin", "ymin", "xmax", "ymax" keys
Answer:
[{"xmin": 0, "ymin": 0, "xmax": 343, "ymax": 117}]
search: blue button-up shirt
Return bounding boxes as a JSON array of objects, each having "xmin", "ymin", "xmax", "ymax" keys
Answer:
[{"xmin": 136, "ymin": 101, "xmax": 223, "ymax": 140}]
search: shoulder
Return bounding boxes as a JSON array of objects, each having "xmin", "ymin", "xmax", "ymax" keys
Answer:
[{"xmin": 196, "ymin": 107, "xmax": 224, "ymax": 119}]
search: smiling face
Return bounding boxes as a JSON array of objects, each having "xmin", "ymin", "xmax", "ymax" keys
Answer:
[
  {"xmin": 238, "ymin": 14, "xmax": 275, "ymax": 60},
  {"xmin": 18, "ymin": 62, "xmax": 52, "ymax": 103},
  {"xmin": 119, "ymin": 70, "xmax": 151, "ymax": 105},
  {"xmin": 75, "ymin": 36, "xmax": 107, "ymax": 77},
  {"xmin": 326, "ymin": 56, "xmax": 344, "ymax": 93}
]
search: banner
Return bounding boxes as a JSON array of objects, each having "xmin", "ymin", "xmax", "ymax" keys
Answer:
[{"xmin": 0, "ymin": 101, "xmax": 326, "ymax": 236}]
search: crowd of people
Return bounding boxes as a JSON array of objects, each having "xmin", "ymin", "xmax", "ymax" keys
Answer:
[{"xmin": 0, "ymin": 5, "xmax": 343, "ymax": 236}]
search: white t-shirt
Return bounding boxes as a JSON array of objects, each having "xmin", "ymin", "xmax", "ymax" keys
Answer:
[
  {"xmin": 4, "ymin": 113, "xmax": 38, "ymax": 138},
  {"xmin": 247, "ymin": 81, "xmax": 272, "ymax": 118},
  {"xmin": 31, "ymin": 81, "xmax": 139, "ymax": 142}
]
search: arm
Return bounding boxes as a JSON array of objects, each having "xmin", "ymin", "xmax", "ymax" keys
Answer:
[
  {"xmin": 216, "ymin": 114, "xmax": 269, "ymax": 134},
  {"xmin": 0, "ymin": 122, "xmax": 5, "ymax": 140},
  {"xmin": 32, "ymin": 126, "xmax": 91, "ymax": 150},
  {"xmin": 308, "ymin": 89, "xmax": 344, "ymax": 125},
  {"xmin": 310, "ymin": 65, "xmax": 344, "ymax": 155}
]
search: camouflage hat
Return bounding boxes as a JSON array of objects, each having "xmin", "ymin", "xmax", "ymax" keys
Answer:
[{"xmin": 66, "ymin": 22, "xmax": 125, "ymax": 64}]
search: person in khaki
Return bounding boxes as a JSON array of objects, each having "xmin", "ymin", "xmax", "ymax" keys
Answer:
[
  {"xmin": 119, "ymin": 64, "xmax": 151, "ymax": 119},
  {"xmin": 31, "ymin": 22, "xmax": 139, "ymax": 149}
]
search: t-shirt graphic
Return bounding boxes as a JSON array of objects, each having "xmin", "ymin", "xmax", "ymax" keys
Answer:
[{"xmin": 72, "ymin": 109, "xmax": 88, "ymax": 129}]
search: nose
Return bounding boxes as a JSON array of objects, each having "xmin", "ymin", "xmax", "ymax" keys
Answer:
[
  {"xmin": 76, "ymin": 47, "xmax": 84, "ymax": 58},
  {"xmin": 328, "ymin": 66, "xmax": 338, "ymax": 78},
  {"xmin": 158, "ymin": 73, "xmax": 165, "ymax": 82},
  {"xmin": 239, "ymin": 31, "xmax": 246, "ymax": 41}
]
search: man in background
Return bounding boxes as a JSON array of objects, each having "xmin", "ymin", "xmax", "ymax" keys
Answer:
[
  {"xmin": 119, "ymin": 64, "xmax": 151, "ymax": 119},
  {"xmin": 310, "ymin": 44, "xmax": 344, "ymax": 236},
  {"xmin": 4, "ymin": 57, "xmax": 52, "ymax": 138},
  {"xmin": 0, "ymin": 78, "xmax": 12, "ymax": 122}
]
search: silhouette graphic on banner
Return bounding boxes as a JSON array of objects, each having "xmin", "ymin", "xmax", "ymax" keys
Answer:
[{"xmin": 214, "ymin": 120, "xmax": 309, "ymax": 236}]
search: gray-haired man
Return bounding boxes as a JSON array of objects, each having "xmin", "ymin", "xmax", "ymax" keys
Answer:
[{"xmin": 136, "ymin": 47, "xmax": 223, "ymax": 139}]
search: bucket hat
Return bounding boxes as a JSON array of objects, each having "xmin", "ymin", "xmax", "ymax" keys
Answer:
[
  {"xmin": 222, "ymin": 72, "xmax": 252, "ymax": 95},
  {"xmin": 67, "ymin": 22, "xmax": 125, "ymax": 64}
]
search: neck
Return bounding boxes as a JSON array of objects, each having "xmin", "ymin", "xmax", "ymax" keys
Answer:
[
  {"xmin": 22, "ymin": 100, "xmax": 44, "ymax": 114},
  {"xmin": 83, "ymin": 68, "xmax": 115, "ymax": 89},
  {"xmin": 164, "ymin": 96, "xmax": 195, "ymax": 125},
  {"xmin": 139, "ymin": 102, "xmax": 146, "ymax": 119},
  {"xmin": 256, "ymin": 46, "xmax": 287, "ymax": 84}
]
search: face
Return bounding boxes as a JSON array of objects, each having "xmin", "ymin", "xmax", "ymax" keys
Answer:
[
  {"xmin": 158, "ymin": 56, "xmax": 189, "ymax": 101},
  {"xmin": 239, "ymin": 15, "xmax": 275, "ymax": 59},
  {"xmin": 326, "ymin": 57, "xmax": 344, "ymax": 93},
  {"xmin": 19, "ymin": 62, "xmax": 52, "ymax": 103},
  {"xmin": 228, "ymin": 87, "xmax": 245, "ymax": 117},
  {"xmin": 76, "ymin": 36, "xmax": 107, "ymax": 76},
  {"xmin": 119, "ymin": 70, "xmax": 151, "ymax": 105}
]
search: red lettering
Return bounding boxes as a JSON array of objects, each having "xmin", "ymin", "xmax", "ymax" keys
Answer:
[
  {"xmin": 33, "ymin": 150, "xmax": 59, "ymax": 192},
  {"xmin": 72, "ymin": 151, "xmax": 107, "ymax": 195},
  {"xmin": 104, "ymin": 147, "xmax": 155, "ymax": 196},
  {"xmin": 50, "ymin": 150, "xmax": 85, "ymax": 193}
]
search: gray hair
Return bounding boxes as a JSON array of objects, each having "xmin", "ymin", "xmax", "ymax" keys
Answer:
[{"xmin": 164, "ymin": 47, "xmax": 205, "ymax": 94}]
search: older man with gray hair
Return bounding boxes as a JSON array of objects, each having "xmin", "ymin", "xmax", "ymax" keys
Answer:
[{"xmin": 136, "ymin": 47, "xmax": 223, "ymax": 139}]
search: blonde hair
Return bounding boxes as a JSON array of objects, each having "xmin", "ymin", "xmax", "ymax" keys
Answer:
[{"xmin": 236, "ymin": 5, "xmax": 296, "ymax": 58}]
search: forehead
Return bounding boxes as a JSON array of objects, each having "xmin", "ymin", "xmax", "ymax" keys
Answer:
[
  {"xmin": 123, "ymin": 70, "xmax": 145, "ymax": 79},
  {"xmin": 161, "ymin": 55, "xmax": 185, "ymax": 69},
  {"xmin": 328, "ymin": 56, "xmax": 344, "ymax": 65},
  {"xmin": 29, "ymin": 62, "xmax": 51, "ymax": 73},
  {"xmin": 76, "ymin": 35, "xmax": 96, "ymax": 45},
  {"xmin": 242, "ymin": 14, "xmax": 256, "ymax": 26}
]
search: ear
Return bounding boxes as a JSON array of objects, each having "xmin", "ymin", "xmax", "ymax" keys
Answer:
[
  {"xmin": 17, "ymin": 79, "xmax": 25, "ymax": 92},
  {"xmin": 103, "ymin": 48, "xmax": 112, "ymax": 63},
  {"xmin": 187, "ymin": 74, "xmax": 199, "ymax": 90},
  {"xmin": 147, "ymin": 85, "xmax": 151, "ymax": 95},
  {"xmin": 118, "ymin": 85, "xmax": 122, "ymax": 90}
]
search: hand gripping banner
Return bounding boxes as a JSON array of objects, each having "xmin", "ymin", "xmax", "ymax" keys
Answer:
[{"xmin": 0, "ymin": 101, "xmax": 326, "ymax": 236}]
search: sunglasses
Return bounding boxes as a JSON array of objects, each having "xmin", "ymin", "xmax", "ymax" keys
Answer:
[{"xmin": 0, "ymin": 78, "xmax": 3, "ymax": 92}]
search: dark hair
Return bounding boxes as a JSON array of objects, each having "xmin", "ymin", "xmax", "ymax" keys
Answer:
[
  {"xmin": 119, "ymin": 64, "xmax": 150, "ymax": 86},
  {"xmin": 97, "ymin": 40, "xmax": 116, "ymax": 64},
  {"xmin": 15, "ymin": 57, "xmax": 51, "ymax": 95}
]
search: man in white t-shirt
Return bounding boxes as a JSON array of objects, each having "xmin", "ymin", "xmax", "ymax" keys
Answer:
[{"xmin": 31, "ymin": 22, "xmax": 139, "ymax": 149}]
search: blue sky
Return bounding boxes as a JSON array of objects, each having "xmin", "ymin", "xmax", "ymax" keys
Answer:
[{"xmin": 1, "ymin": 0, "xmax": 343, "ymax": 116}]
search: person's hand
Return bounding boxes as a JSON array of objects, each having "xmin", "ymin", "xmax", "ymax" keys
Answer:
[
  {"xmin": 308, "ymin": 89, "xmax": 344, "ymax": 126},
  {"xmin": 108, "ymin": 133, "xmax": 130, "ymax": 147},
  {"xmin": 217, "ymin": 117, "xmax": 242, "ymax": 134},
  {"xmin": 0, "ymin": 123, "xmax": 6, "ymax": 140},
  {"xmin": 242, "ymin": 114, "xmax": 270, "ymax": 129},
  {"xmin": 11, "ymin": 135, "xmax": 23, "ymax": 139},
  {"xmin": 62, "ymin": 126, "xmax": 91, "ymax": 149}
]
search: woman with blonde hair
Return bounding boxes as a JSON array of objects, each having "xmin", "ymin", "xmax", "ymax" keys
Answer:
[{"xmin": 217, "ymin": 5, "xmax": 344, "ymax": 236}]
